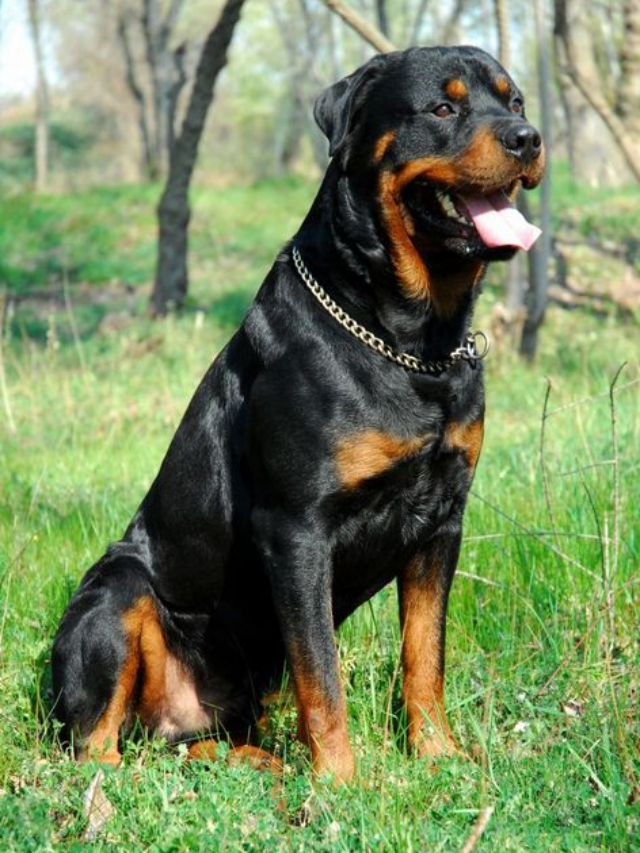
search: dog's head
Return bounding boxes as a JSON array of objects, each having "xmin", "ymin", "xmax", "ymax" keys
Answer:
[{"xmin": 314, "ymin": 46, "xmax": 545, "ymax": 307}]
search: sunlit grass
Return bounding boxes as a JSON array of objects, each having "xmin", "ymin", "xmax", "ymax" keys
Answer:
[{"xmin": 0, "ymin": 179, "xmax": 638, "ymax": 850}]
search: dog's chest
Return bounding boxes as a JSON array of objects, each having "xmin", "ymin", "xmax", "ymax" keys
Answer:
[{"xmin": 330, "ymin": 380, "xmax": 483, "ymax": 593}]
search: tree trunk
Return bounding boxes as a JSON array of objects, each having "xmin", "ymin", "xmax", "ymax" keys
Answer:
[
  {"xmin": 494, "ymin": 0, "xmax": 526, "ymax": 332},
  {"xmin": 555, "ymin": 0, "xmax": 640, "ymax": 181},
  {"xmin": 150, "ymin": 0, "xmax": 247, "ymax": 315},
  {"xmin": 375, "ymin": 0, "xmax": 390, "ymax": 39},
  {"xmin": 27, "ymin": 0, "xmax": 49, "ymax": 193},
  {"xmin": 117, "ymin": 12, "xmax": 156, "ymax": 181},
  {"xmin": 618, "ymin": 1, "xmax": 640, "ymax": 129},
  {"xmin": 115, "ymin": 0, "xmax": 186, "ymax": 181},
  {"xmin": 142, "ymin": 0, "xmax": 166, "ymax": 177},
  {"xmin": 408, "ymin": 0, "xmax": 429, "ymax": 44},
  {"xmin": 493, "ymin": 0, "xmax": 510, "ymax": 66},
  {"xmin": 519, "ymin": 0, "xmax": 552, "ymax": 360}
]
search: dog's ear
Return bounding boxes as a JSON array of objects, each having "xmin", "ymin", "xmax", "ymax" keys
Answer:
[{"xmin": 314, "ymin": 55, "xmax": 388, "ymax": 159}]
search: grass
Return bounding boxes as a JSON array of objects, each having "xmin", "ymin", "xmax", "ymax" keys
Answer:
[{"xmin": 0, "ymin": 175, "xmax": 638, "ymax": 851}]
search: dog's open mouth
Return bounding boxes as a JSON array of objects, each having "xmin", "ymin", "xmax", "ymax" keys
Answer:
[
  {"xmin": 406, "ymin": 182, "xmax": 541, "ymax": 252},
  {"xmin": 456, "ymin": 191, "xmax": 540, "ymax": 250}
]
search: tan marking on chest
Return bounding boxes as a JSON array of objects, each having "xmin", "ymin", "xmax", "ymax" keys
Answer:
[
  {"xmin": 335, "ymin": 430, "xmax": 432, "ymax": 489},
  {"xmin": 444, "ymin": 419, "xmax": 484, "ymax": 469}
]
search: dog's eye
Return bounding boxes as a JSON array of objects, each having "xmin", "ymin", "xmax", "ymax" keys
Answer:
[
  {"xmin": 432, "ymin": 103, "xmax": 455, "ymax": 118},
  {"xmin": 510, "ymin": 98, "xmax": 524, "ymax": 114}
]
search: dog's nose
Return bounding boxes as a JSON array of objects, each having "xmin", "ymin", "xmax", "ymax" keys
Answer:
[{"xmin": 501, "ymin": 124, "xmax": 542, "ymax": 163}]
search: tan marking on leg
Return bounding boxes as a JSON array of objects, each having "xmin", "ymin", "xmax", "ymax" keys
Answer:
[
  {"xmin": 400, "ymin": 556, "xmax": 456, "ymax": 758},
  {"xmin": 81, "ymin": 596, "xmax": 209, "ymax": 762},
  {"xmin": 79, "ymin": 597, "xmax": 152, "ymax": 764},
  {"xmin": 134, "ymin": 599, "xmax": 210, "ymax": 737},
  {"xmin": 335, "ymin": 430, "xmax": 431, "ymax": 490},
  {"xmin": 372, "ymin": 130, "xmax": 396, "ymax": 165},
  {"xmin": 228, "ymin": 745, "xmax": 283, "ymax": 774},
  {"xmin": 445, "ymin": 419, "xmax": 484, "ymax": 470},
  {"xmin": 188, "ymin": 739, "xmax": 220, "ymax": 761},
  {"xmin": 189, "ymin": 740, "xmax": 282, "ymax": 772},
  {"xmin": 256, "ymin": 686, "xmax": 289, "ymax": 735},
  {"xmin": 189, "ymin": 740, "xmax": 284, "ymax": 808},
  {"xmin": 292, "ymin": 670, "xmax": 354, "ymax": 784}
]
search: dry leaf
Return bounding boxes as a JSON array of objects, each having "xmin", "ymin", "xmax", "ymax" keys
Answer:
[
  {"xmin": 83, "ymin": 769, "xmax": 115, "ymax": 842},
  {"xmin": 562, "ymin": 700, "xmax": 583, "ymax": 718}
]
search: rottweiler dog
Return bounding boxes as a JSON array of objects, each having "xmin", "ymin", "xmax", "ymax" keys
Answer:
[{"xmin": 52, "ymin": 45, "xmax": 544, "ymax": 783}]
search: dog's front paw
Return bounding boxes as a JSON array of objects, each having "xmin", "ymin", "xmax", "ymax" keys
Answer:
[{"xmin": 410, "ymin": 725, "xmax": 459, "ymax": 760}]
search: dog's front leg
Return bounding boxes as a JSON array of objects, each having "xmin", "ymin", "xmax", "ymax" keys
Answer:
[
  {"xmin": 264, "ymin": 532, "xmax": 354, "ymax": 784},
  {"xmin": 398, "ymin": 527, "xmax": 462, "ymax": 759}
]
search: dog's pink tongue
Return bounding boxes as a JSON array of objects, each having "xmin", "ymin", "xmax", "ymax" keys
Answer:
[{"xmin": 458, "ymin": 192, "xmax": 541, "ymax": 250}]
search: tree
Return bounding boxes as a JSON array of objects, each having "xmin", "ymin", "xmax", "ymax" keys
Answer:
[
  {"xmin": 554, "ymin": 0, "xmax": 640, "ymax": 182},
  {"xmin": 493, "ymin": 0, "xmax": 510, "ymax": 67},
  {"xmin": 150, "ymin": 0, "xmax": 247, "ymax": 315},
  {"xmin": 115, "ymin": 0, "xmax": 187, "ymax": 180},
  {"xmin": 27, "ymin": 0, "xmax": 50, "ymax": 192},
  {"xmin": 497, "ymin": 0, "xmax": 552, "ymax": 360},
  {"xmin": 269, "ymin": 0, "xmax": 328, "ymax": 173}
]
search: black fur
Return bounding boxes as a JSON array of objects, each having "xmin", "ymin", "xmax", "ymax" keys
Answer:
[{"xmin": 52, "ymin": 46, "xmax": 544, "ymax": 777}]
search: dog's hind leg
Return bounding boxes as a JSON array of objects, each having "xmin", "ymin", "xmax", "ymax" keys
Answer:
[
  {"xmin": 52, "ymin": 555, "xmax": 156, "ymax": 765},
  {"xmin": 189, "ymin": 740, "xmax": 284, "ymax": 809},
  {"xmin": 189, "ymin": 740, "xmax": 282, "ymax": 773}
]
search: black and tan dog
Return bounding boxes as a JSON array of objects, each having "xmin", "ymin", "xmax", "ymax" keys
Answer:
[{"xmin": 52, "ymin": 46, "xmax": 544, "ymax": 783}]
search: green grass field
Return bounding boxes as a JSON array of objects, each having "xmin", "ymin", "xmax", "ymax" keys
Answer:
[{"xmin": 0, "ymin": 176, "xmax": 638, "ymax": 851}]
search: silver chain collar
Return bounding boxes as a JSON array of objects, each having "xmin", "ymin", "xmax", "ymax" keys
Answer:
[{"xmin": 291, "ymin": 245, "xmax": 490, "ymax": 376}]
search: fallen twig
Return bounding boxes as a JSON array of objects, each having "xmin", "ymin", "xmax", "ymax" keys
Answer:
[{"xmin": 459, "ymin": 806, "xmax": 495, "ymax": 853}]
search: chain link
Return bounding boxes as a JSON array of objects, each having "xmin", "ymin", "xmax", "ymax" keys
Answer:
[{"xmin": 291, "ymin": 245, "xmax": 490, "ymax": 375}]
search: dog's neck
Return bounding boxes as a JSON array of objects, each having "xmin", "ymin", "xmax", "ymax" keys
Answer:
[{"xmin": 294, "ymin": 161, "xmax": 485, "ymax": 363}]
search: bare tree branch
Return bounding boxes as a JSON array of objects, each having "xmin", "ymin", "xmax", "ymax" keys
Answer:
[
  {"xmin": 409, "ymin": 0, "xmax": 430, "ymax": 45},
  {"xmin": 27, "ymin": 0, "xmax": 49, "ymax": 192},
  {"xmin": 317, "ymin": 0, "xmax": 396, "ymax": 53},
  {"xmin": 116, "ymin": 12, "xmax": 156, "ymax": 179},
  {"xmin": 151, "ymin": 0, "xmax": 248, "ymax": 314},
  {"xmin": 375, "ymin": 0, "xmax": 390, "ymax": 39},
  {"xmin": 167, "ymin": 43, "xmax": 187, "ymax": 155},
  {"xmin": 493, "ymin": 0, "xmax": 510, "ymax": 67},
  {"xmin": 161, "ymin": 0, "xmax": 187, "ymax": 47}
]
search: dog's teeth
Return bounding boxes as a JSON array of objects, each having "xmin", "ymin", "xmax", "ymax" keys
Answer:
[{"xmin": 441, "ymin": 194, "xmax": 456, "ymax": 216}]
